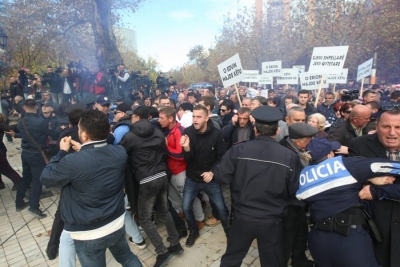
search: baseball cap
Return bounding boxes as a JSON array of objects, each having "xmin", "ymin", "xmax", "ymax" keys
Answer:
[
  {"xmin": 306, "ymin": 137, "xmax": 341, "ymax": 163},
  {"xmin": 96, "ymin": 96, "xmax": 111, "ymax": 106}
]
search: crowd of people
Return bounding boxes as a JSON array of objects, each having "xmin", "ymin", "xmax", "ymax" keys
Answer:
[{"xmin": 1, "ymin": 66, "xmax": 400, "ymax": 267}]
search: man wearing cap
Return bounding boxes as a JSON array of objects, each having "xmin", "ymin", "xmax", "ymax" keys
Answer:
[
  {"xmin": 119, "ymin": 106, "xmax": 184, "ymax": 267},
  {"xmin": 297, "ymin": 137, "xmax": 400, "ymax": 267},
  {"xmin": 95, "ymin": 96, "xmax": 114, "ymax": 124},
  {"xmin": 279, "ymin": 123, "xmax": 318, "ymax": 267},
  {"xmin": 213, "ymin": 105, "xmax": 301, "ymax": 267}
]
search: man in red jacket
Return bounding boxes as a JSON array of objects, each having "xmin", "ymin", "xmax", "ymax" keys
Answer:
[{"xmin": 158, "ymin": 107, "xmax": 205, "ymax": 230}]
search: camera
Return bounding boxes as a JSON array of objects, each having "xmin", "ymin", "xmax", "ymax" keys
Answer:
[
  {"xmin": 341, "ymin": 90, "xmax": 359, "ymax": 102},
  {"xmin": 131, "ymin": 70, "xmax": 141, "ymax": 78},
  {"xmin": 108, "ymin": 64, "xmax": 118, "ymax": 75},
  {"xmin": 55, "ymin": 67, "xmax": 63, "ymax": 74}
]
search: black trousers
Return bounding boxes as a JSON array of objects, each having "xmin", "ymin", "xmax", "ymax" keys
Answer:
[
  {"xmin": 220, "ymin": 214, "xmax": 284, "ymax": 267},
  {"xmin": 46, "ymin": 198, "xmax": 64, "ymax": 255},
  {"xmin": 282, "ymin": 205, "xmax": 310, "ymax": 266}
]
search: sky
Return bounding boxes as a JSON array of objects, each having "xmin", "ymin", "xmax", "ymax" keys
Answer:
[{"xmin": 120, "ymin": 0, "xmax": 255, "ymax": 72}]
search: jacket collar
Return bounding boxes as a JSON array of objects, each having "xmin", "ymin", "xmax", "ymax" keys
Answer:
[
  {"xmin": 366, "ymin": 133, "xmax": 387, "ymax": 158},
  {"xmin": 254, "ymin": 135, "xmax": 278, "ymax": 143},
  {"xmin": 80, "ymin": 140, "xmax": 107, "ymax": 151}
]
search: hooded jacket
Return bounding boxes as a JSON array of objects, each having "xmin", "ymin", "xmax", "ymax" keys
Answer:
[
  {"xmin": 119, "ymin": 119, "xmax": 167, "ymax": 182},
  {"xmin": 183, "ymin": 120, "xmax": 226, "ymax": 183}
]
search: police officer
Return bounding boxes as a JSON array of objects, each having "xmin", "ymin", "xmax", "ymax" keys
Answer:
[
  {"xmin": 297, "ymin": 137, "xmax": 400, "ymax": 267},
  {"xmin": 213, "ymin": 105, "xmax": 302, "ymax": 267}
]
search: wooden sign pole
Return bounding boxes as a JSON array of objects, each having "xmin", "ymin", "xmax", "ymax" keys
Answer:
[
  {"xmin": 234, "ymin": 84, "xmax": 243, "ymax": 107},
  {"xmin": 359, "ymin": 79, "xmax": 364, "ymax": 100},
  {"xmin": 314, "ymin": 74, "xmax": 326, "ymax": 108}
]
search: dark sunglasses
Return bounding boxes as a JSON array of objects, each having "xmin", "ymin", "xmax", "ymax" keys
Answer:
[
  {"xmin": 220, "ymin": 109, "xmax": 227, "ymax": 112},
  {"xmin": 344, "ymin": 110, "xmax": 352, "ymax": 114},
  {"xmin": 382, "ymin": 104, "xmax": 400, "ymax": 111}
]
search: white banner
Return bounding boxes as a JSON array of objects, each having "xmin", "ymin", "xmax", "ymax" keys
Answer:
[
  {"xmin": 357, "ymin": 58, "xmax": 373, "ymax": 81},
  {"xmin": 258, "ymin": 75, "xmax": 273, "ymax": 85},
  {"xmin": 217, "ymin": 54, "xmax": 245, "ymax": 88},
  {"xmin": 242, "ymin": 70, "xmax": 259, "ymax": 82},
  {"xmin": 308, "ymin": 46, "xmax": 349, "ymax": 75},
  {"xmin": 326, "ymin": 69, "xmax": 348, "ymax": 84},
  {"xmin": 261, "ymin": 60, "xmax": 282, "ymax": 76},
  {"xmin": 246, "ymin": 88, "xmax": 258, "ymax": 98},
  {"xmin": 293, "ymin": 65, "xmax": 306, "ymax": 76},
  {"xmin": 277, "ymin": 69, "xmax": 299, "ymax": 84},
  {"xmin": 300, "ymin": 73, "xmax": 328, "ymax": 90}
]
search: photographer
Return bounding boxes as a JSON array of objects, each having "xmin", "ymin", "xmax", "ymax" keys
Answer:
[
  {"xmin": 114, "ymin": 64, "xmax": 131, "ymax": 99},
  {"xmin": 41, "ymin": 66, "xmax": 63, "ymax": 105}
]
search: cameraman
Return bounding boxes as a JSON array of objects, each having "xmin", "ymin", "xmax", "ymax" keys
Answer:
[
  {"xmin": 114, "ymin": 64, "xmax": 131, "ymax": 99},
  {"xmin": 41, "ymin": 66, "xmax": 63, "ymax": 105}
]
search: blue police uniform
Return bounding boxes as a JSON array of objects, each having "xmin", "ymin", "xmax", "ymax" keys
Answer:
[{"xmin": 297, "ymin": 156, "xmax": 400, "ymax": 267}]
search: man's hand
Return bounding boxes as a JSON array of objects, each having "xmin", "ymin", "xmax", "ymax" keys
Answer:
[
  {"xmin": 231, "ymin": 115, "xmax": 238, "ymax": 126},
  {"xmin": 5, "ymin": 130, "xmax": 15, "ymax": 137},
  {"xmin": 180, "ymin": 134, "xmax": 190, "ymax": 149},
  {"xmin": 335, "ymin": 146, "xmax": 349, "ymax": 154},
  {"xmin": 201, "ymin": 172, "xmax": 214, "ymax": 183},
  {"xmin": 249, "ymin": 115, "xmax": 255, "ymax": 124},
  {"xmin": 359, "ymin": 185, "xmax": 373, "ymax": 200},
  {"xmin": 70, "ymin": 139, "xmax": 81, "ymax": 152},
  {"xmin": 368, "ymin": 176, "xmax": 396, "ymax": 185},
  {"xmin": 60, "ymin": 136, "xmax": 72, "ymax": 152}
]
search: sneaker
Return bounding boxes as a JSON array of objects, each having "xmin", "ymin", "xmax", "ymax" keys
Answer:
[
  {"xmin": 168, "ymin": 243, "xmax": 184, "ymax": 255},
  {"xmin": 205, "ymin": 215, "xmax": 220, "ymax": 226},
  {"xmin": 128, "ymin": 237, "xmax": 146, "ymax": 249},
  {"xmin": 28, "ymin": 208, "xmax": 47, "ymax": 219},
  {"xmin": 46, "ymin": 248, "xmax": 58, "ymax": 260},
  {"xmin": 196, "ymin": 220, "xmax": 205, "ymax": 230},
  {"xmin": 185, "ymin": 230, "xmax": 199, "ymax": 248},
  {"xmin": 16, "ymin": 201, "xmax": 29, "ymax": 212},
  {"xmin": 178, "ymin": 229, "xmax": 188, "ymax": 239},
  {"xmin": 154, "ymin": 252, "xmax": 173, "ymax": 267}
]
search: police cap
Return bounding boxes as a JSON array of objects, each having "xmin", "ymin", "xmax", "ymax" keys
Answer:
[
  {"xmin": 288, "ymin": 123, "xmax": 319, "ymax": 139},
  {"xmin": 306, "ymin": 137, "xmax": 341, "ymax": 162},
  {"xmin": 250, "ymin": 106, "xmax": 283, "ymax": 124}
]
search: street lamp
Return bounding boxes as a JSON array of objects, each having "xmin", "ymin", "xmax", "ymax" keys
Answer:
[{"xmin": 0, "ymin": 27, "xmax": 8, "ymax": 49}]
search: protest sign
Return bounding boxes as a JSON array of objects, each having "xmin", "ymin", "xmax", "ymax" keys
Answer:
[
  {"xmin": 308, "ymin": 46, "xmax": 349, "ymax": 75},
  {"xmin": 293, "ymin": 65, "xmax": 306, "ymax": 76},
  {"xmin": 300, "ymin": 73, "xmax": 328, "ymax": 90},
  {"xmin": 242, "ymin": 70, "xmax": 259, "ymax": 82},
  {"xmin": 277, "ymin": 69, "xmax": 299, "ymax": 84},
  {"xmin": 217, "ymin": 54, "xmax": 244, "ymax": 88},
  {"xmin": 260, "ymin": 90, "xmax": 269, "ymax": 98},
  {"xmin": 247, "ymin": 88, "xmax": 258, "ymax": 98},
  {"xmin": 326, "ymin": 69, "xmax": 348, "ymax": 84},
  {"xmin": 261, "ymin": 60, "xmax": 282, "ymax": 75},
  {"xmin": 357, "ymin": 58, "xmax": 373, "ymax": 81},
  {"xmin": 257, "ymin": 75, "xmax": 273, "ymax": 85}
]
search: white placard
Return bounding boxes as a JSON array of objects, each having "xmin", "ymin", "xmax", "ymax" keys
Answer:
[
  {"xmin": 246, "ymin": 88, "xmax": 258, "ymax": 98},
  {"xmin": 258, "ymin": 75, "xmax": 273, "ymax": 85},
  {"xmin": 326, "ymin": 69, "xmax": 348, "ymax": 84},
  {"xmin": 277, "ymin": 69, "xmax": 299, "ymax": 84},
  {"xmin": 308, "ymin": 46, "xmax": 349, "ymax": 75},
  {"xmin": 357, "ymin": 58, "xmax": 373, "ymax": 81},
  {"xmin": 293, "ymin": 65, "xmax": 306, "ymax": 76},
  {"xmin": 260, "ymin": 90, "xmax": 269, "ymax": 98},
  {"xmin": 242, "ymin": 70, "xmax": 259, "ymax": 82},
  {"xmin": 300, "ymin": 73, "xmax": 328, "ymax": 90},
  {"xmin": 217, "ymin": 54, "xmax": 244, "ymax": 88},
  {"xmin": 261, "ymin": 60, "xmax": 282, "ymax": 75}
]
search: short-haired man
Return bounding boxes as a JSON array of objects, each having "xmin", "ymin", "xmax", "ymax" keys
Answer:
[
  {"xmin": 113, "ymin": 103, "xmax": 132, "ymax": 145},
  {"xmin": 328, "ymin": 105, "xmax": 371, "ymax": 147},
  {"xmin": 158, "ymin": 107, "xmax": 205, "ymax": 234},
  {"xmin": 115, "ymin": 64, "xmax": 131, "ymax": 99},
  {"xmin": 268, "ymin": 90, "xmax": 282, "ymax": 107},
  {"xmin": 222, "ymin": 107, "xmax": 254, "ymax": 149},
  {"xmin": 241, "ymin": 97, "xmax": 252, "ymax": 108},
  {"xmin": 363, "ymin": 90, "xmax": 377, "ymax": 104},
  {"xmin": 199, "ymin": 96, "xmax": 222, "ymax": 130},
  {"xmin": 349, "ymin": 109, "xmax": 400, "ymax": 267},
  {"xmin": 95, "ymin": 96, "xmax": 114, "ymax": 124},
  {"xmin": 40, "ymin": 110, "xmax": 142, "ymax": 267},
  {"xmin": 276, "ymin": 107, "xmax": 306, "ymax": 142},
  {"xmin": 11, "ymin": 100, "xmax": 49, "ymax": 218},
  {"xmin": 187, "ymin": 92, "xmax": 197, "ymax": 105},
  {"xmin": 119, "ymin": 106, "xmax": 183, "ymax": 266},
  {"xmin": 297, "ymin": 90, "xmax": 317, "ymax": 117},
  {"xmin": 317, "ymin": 92, "xmax": 336, "ymax": 124},
  {"xmin": 219, "ymin": 89, "xmax": 227, "ymax": 100},
  {"xmin": 159, "ymin": 95, "xmax": 171, "ymax": 107},
  {"xmin": 230, "ymin": 94, "xmax": 240, "ymax": 110},
  {"xmin": 180, "ymin": 105, "xmax": 229, "ymax": 247}
]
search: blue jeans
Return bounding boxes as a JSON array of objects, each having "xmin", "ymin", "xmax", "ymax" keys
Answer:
[
  {"xmin": 16, "ymin": 151, "xmax": 46, "ymax": 210},
  {"xmin": 120, "ymin": 90, "xmax": 131, "ymax": 99},
  {"xmin": 60, "ymin": 231, "xmax": 76, "ymax": 267},
  {"xmin": 183, "ymin": 178, "xmax": 229, "ymax": 232},
  {"xmin": 124, "ymin": 195, "xmax": 143, "ymax": 243},
  {"xmin": 74, "ymin": 226, "xmax": 142, "ymax": 267}
]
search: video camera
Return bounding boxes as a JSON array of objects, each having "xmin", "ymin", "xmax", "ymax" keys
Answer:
[
  {"xmin": 131, "ymin": 70, "xmax": 141, "ymax": 79},
  {"xmin": 67, "ymin": 61, "xmax": 83, "ymax": 70},
  {"xmin": 341, "ymin": 90, "xmax": 359, "ymax": 102},
  {"xmin": 108, "ymin": 64, "xmax": 118, "ymax": 75}
]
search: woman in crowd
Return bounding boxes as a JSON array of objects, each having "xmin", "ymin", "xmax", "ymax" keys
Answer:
[
  {"xmin": 331, "ymin": 102, "xmax": 355, "ymax": 128},
  {"xmin": 307, "ymin": 113, "xmax": 328, "ymax": 138}
]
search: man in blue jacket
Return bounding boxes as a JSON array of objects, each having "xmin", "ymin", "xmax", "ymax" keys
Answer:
[{"xmin": 40, "ymin": 110, "xmax": 142, "ymax": 267}]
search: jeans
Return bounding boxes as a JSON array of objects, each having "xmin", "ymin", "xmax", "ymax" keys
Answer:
[
  {"xmin": 183, "ymin": 178, "xmax": 229, "ymax": 232},
  {"xmin": 50, "ymin": 92, "xmax": 63, "ymax": 105},
  {"xmin": 60, "ymin": 230, "xmax": 76, "ymax": 267},
  {"xmin": 169, "ymin": 170, "xmax": 204, "ymax": 221},
  {"xmin": 74, "ymin": 226, "xmax": 142, "ymax": 267},
  {"xmin": 124, "ymin": 195, "xmax": 143, "ymax": 243},
  {"xmin": 16, "ymin": 151, "xmax": 46, "ymax": 210},
  {"xmin": 138, "ymin": 176, "xmax": 179, "ymax": 255},
  {"xmin": 119, "ymin": 90, "xmax": 131, "ymax": 99}
]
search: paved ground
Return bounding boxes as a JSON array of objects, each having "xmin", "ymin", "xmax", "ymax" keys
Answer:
[{"xmin": 0, "ymin": 138, "xmax": 310, "ymax": 267}]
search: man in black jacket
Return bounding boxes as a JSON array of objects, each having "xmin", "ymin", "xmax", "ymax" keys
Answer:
[
  {"xmin": 41, "ymin": 66, "xmax": 62, "ymax": 105},
  {"xmin": 349, "ymin": 109, "xmax": 400, "ymax": 267},
  {"xmin": 119, "ymin": 106, "xmax": 183, "ymax": 267},
  {"xmin": 180, "ymin": 105, "xmax": 229, "ymax": 247},
  {"xmin": 222, "ymin": 107, "xmax": 255, "ymax": 149},
  {"xmin": 40, "ymin": 110, "xmax": 142, "ymax": 267}
]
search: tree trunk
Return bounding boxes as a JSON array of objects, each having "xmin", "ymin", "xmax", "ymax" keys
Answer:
[{"xmin": 92, "ymin": 0, "xmax": 123, "ymax": 68}]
